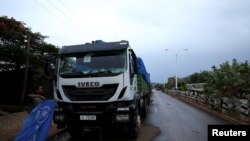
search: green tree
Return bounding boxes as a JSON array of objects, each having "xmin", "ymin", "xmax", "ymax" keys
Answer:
[
  {"xmin": 165, "ymin": 77, "xmax": 175, "ymax": 89},
  {"xmin": 0, "ymin": 16, "xmax": 59, "ymax": 72},
  {"xmin": 0, "ymin": 16, "xmax": 59, "ymax": 106},
  {"xmin": 186, "ymin": 71, "xmax": 210, "ymax": 84},
  {"xmin": 205, "ymin": 59, "xmax": 250, "ymax": 98}
]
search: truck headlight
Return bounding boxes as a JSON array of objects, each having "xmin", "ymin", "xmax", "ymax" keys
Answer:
[
  {"xmin": 117, "ymin": 107, "xmax": 130, "ymax": 111},
  {"xmin": 54, "ymin": 114, "xmax": 65, "ymax": 122},
  {"xmin": 116, "ymin": 114, "xmax": 130, "ymax": 121}
]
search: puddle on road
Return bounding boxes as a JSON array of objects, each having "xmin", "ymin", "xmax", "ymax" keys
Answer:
[{"xmin": 137, "ymin": 123, "xmax": 160, "ymax": 141}]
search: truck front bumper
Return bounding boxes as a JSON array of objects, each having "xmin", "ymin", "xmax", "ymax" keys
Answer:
[{"xmin": 53, "ymin": 101, "xmax": 138, "ymax": 128}]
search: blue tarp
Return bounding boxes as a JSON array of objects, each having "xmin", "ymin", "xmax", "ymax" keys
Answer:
[
  {"xmin": 15, "ymin": 99, "xmax": 56, "ymax": 141},
  {"xmin": 137, "ymin": 57, "xmax": 151, "ymax": 83}
]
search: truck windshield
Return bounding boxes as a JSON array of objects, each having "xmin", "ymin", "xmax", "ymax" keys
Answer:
[{"xmin": 59, "ymin": 49, "xmax": 126, "ymax": 77}]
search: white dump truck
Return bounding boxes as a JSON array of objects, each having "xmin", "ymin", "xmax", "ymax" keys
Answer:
[{"xmin": 47, "ymin": 40, "xmax": 151, "ymax": 138}]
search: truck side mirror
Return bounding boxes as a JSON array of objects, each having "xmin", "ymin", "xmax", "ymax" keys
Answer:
[
  {"xmin": 134, "ymin": 63, "xmax": 138, "ymax": 74},
  {"xmin": 43, "ymin": 54, "xmax": 57, "ymax": 76},
  {"xmin": 44, "ymin": 62, "xmax": 55, "ymax": 76},
  {"xmin": 128, "ymin": 49, "xmax": 138, "ymax": 74}
]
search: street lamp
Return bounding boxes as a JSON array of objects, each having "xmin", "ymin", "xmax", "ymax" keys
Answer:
[{"xmin": 165, "ymin": 49, "xmax": 188, "ymax": 90}]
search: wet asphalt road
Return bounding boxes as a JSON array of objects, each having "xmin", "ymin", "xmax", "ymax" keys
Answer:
[
  {"xmin": 147, "ymin": 90, "xmax": 230, "ymax": 141},
  {"xmin": 49, "ymin": 89, "xmax": 230, "ymax": 141}
]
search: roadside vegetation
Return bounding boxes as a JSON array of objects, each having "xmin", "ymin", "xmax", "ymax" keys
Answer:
[
  {"xmin": 160, "ymin": 59, "xmax": 250, "ymax": 122},
  {"xmin": 162, "ymin": 59, "xmax": 250, "ymax": 100},
  {"xmin": 0, "ymin": 16, "xmax": 58, "ymax": 111}
]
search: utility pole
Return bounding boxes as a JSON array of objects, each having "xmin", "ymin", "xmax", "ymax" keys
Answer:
[
  {"xmin": 165, "ymin": 49, "xmax": 188, "ymax": 90},
  {"xmin": 21, "ymin": 34, "xmax": 30, "ymax": 108},
  {"xmin": 175, "ymin": 53, "xmax": 178, "ymax": 90}
]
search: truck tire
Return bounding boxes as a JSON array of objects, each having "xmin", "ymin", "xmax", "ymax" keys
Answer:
[
  {"xmin": 141, "ymin": 98, "xmax": 148, "ymax": 118},
  {"xmin": 67, "ymin": 124, "xmax": 83, "ymax": 138},
  {"xmin": 128, "ymin": 108, "xmax": 141, "ymax": 139}
]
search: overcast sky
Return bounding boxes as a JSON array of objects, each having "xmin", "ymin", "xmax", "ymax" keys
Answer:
[{"xmin": 1, "ymin": 0, "xmax": 250, "ymax": 83}]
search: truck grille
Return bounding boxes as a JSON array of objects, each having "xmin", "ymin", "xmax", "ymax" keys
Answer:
[{"xmin": 62, "ymin": 84, "xmax": 118, "ymax": 101}]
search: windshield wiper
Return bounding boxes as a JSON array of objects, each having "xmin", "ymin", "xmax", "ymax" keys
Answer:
[
  {"xmin": 98, "ymin": 70, "xmax": 113, "ymax": 74},
  {"xmin": 60, "ymin": 72, "xmax": 84, "ymax": 76}
]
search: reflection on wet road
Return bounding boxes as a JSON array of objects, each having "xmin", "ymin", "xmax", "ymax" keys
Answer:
[{"xmin": 147, "ymin": 90, "xmax": 230, "ymax": 141}]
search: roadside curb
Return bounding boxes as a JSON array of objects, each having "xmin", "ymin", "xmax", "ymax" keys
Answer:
[{"xmin": 166, "ymin": 93, "xmax": 250, "ymax": 125}]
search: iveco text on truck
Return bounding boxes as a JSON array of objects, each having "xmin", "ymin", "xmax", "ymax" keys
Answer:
[{"xmin": 48, "ymin": 40, "xmax": 151, "ymax": 138}]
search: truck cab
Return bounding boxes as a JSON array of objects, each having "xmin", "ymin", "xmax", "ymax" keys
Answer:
[{"xmin": 50, "ymin": 40, "xmax": 150, "ymax": 138}]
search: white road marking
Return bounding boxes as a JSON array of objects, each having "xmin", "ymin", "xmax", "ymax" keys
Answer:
[{"xmin": 154, "ymin": 106, "xmax": 158, "ymax": 113}]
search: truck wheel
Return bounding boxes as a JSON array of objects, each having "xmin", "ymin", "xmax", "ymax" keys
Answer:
[
  {"xmin": 141, "ymin": 99, "xmax": 148, "ymax": 118},
  {"xmin": 67, "ymin": 124, "xmax": 83, "ymax": 138},
  {"xmin": 128, "ymin": 112, "xmax": 141, "ymax": 139}
]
